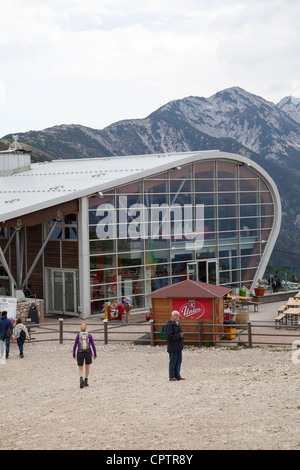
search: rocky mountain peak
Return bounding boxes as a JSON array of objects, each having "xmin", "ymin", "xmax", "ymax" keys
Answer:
[
  {"xmin": 2, "ymin": 86, "xmax": 300, "ymax": 267},
  {"xmin": 277, "ymin": 95, "xmax": 300, "ymax": 123}
]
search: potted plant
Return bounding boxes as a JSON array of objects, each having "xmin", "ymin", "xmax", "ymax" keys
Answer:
[{"xmin": 254, "ymin": 279, "xmax": 265, "ymax": 296}]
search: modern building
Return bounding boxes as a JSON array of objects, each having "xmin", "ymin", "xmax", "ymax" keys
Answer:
[{"xmin": 0, "ymin": 138, "xmax": 281, "ymax": 318}]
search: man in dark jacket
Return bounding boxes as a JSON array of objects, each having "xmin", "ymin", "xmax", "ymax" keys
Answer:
[
  {"xmin": 0, "ymin": 311, "xmax": 13, "ymax": 359},
  {"xmin": 28, "ymin": 303, "xmax": 39, "ymax": 324},
  {"xmin": 164, "ymin": 310, "xmax": 184, "ymax": 381}
]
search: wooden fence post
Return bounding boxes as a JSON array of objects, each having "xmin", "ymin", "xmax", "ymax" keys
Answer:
[
  {"xmin": 247, "ymin": 321, "xmax": 252, "ymax": 347},
  {"xmin": 198, "ymin": 320, "xmax": 203, "ymax": 347},
  {"xmin": 103, "ymin": 319, "xmax": 108, "ymax": 344},
  {"xmin": 26, "ymin": 318, "xmax": 31, "ymax": 340},
  {"xmin": 59, "ymin": 318, "xmax": 63, "ymax": 344},
  {"xmin": 150, "ymin": 320, "xmax": 154, "ymax": 346}
]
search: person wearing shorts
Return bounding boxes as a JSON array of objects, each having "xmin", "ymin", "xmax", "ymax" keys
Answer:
[{"xmin": 73, "ymin": 323, "xmax": 97, "ymax": 388}]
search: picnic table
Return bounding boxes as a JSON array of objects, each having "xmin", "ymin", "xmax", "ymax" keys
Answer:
[
  {"xmin": 275, "ymin": 307, "xmax": 300, "ymax": 330},
  {"xmin": 226, "ymin": 294, "xmax": 252, "ymax": 301},
  {"xmin": 225, "ymin": 295, "xmax": 260, "ymax": 312},
  {"xmin": 285, "ymin": 298, "xmax": 300, "ymax": 307},
  {"xmin": 284, "ymin": 308, "xmax": 300, "ymax": 329}
]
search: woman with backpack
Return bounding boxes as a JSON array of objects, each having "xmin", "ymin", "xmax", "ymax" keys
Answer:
[
  {"xmin": 13, "ymin": 317, "xmax": 30, "ymax": 358},
  {"xmin": 73, "ymin": 323, "xmax": 97, "ymax": 388}
]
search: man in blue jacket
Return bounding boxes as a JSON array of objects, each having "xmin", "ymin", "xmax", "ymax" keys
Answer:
[
  {"xmin": 164, "ymin": 310, "xmax": 185, "ymax": 381},
  {"xmin": 0, "ymin": 311, "xmax": 13, "ymax": 359}
]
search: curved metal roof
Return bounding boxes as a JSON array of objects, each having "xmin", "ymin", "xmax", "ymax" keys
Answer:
[
  {"xmin": 0, "ymin": 149, "xmax": 280, "ymax": 231},
  {"xmin": 0, "ymin": 150, "xmax": 215, "ymax": 222},
  {"xmin": 0, "ymin": 148, "xmax": 282, "ymax": 293}
]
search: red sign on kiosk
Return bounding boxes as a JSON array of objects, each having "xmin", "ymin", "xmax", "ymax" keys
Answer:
[{"xmin": 173, "ymin": 298, "xmax": 212, "ymax": 320}]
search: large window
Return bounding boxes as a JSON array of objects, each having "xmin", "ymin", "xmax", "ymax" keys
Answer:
[
  {"xmin": 0, "ymin": 227, "xmax": 8, "ymax": 239},
  {"xmin": 88, "ymin": 160, "xmax": 276, "ymax": 313},
  {"xmin": 49, "ymin": 214, "xmax": 77, "ymax": 240}
]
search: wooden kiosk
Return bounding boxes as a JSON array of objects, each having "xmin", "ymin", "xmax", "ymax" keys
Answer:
[{"xmin": 146, "ymin": 279, "xmax": 231, "ymax": 345}]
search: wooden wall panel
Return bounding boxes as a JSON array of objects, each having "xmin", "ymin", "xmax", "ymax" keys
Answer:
[
  {"xmin": 151, "ymin": 297, "xmax": 224, "ymax": 344},
  {"xmin": 44, "ymin": 241, "xmax": 61, "ymax": 268},
  {"xmin": 62, "ymin": 241, "xmax": 78, "ymax": 270},
  {"xmin": 25, "ymin": 225, "xmax": 43, "ymax": 297},
  {"xmin": 0, "ymin": 199, "xmax": 79, "ymax": 228},
  {"xmin": 0, "ymin": 224, "xmax": 79, "ymax": 300}
]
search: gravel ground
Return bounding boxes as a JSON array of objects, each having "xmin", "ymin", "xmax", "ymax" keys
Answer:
[{"xmin": 1, "ymin": 300, "xmax": 300, "ymax": 451}]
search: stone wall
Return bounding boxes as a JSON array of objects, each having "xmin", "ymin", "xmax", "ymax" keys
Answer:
[{"xmin": 17, "ymin": 299, "xmax": 44, "ymax": 323}]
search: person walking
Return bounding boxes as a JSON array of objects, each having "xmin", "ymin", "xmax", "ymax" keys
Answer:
[
  {"xmin": 0, "ymin": 311, "xmax": 14, "ymax": 359},
  {"xmin": 73, "ymin": 323, "xmax": 97, "ymax": 388},
  {"xmin": 13, "ymin": 317, "xmax": 30, "ymax": 358},
  {"xmin": 164, "ymin": 310, "xmax": 185, "ymax": 381}
]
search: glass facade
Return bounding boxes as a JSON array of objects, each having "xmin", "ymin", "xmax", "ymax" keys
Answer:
[
  {"xmin": 49, "ymin": 215, "xmax": 77, "ymax": 240},
  {"xmin": 88, "ymin": 160, "xmax": 275, "ymax": 313}
]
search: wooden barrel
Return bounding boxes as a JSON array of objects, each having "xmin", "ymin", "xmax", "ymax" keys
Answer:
[{"xmin": 235, "ymin": 309, "xmax": 249, "ymax": 326}]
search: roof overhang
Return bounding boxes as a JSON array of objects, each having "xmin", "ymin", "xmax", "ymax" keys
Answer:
[
  {"xmin": 145, "ymin": 279, "xmax": 232, "ymax": 298},
  {"xmin": 0, "ymin": 150, "xmax": 281, "ymax": 234}
]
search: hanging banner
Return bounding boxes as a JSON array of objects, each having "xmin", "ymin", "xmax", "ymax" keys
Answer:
[
  {"xmin": 173, "ymin": 298, "xmax": 212, "ymax": 320},
  {"xmin": 0, "ymin": 297, "xmax": 17, "ymax": 319}
]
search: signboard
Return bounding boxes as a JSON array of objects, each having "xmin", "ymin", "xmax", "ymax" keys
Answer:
[
  {"xmin": 173, "ymin": 298, "xmax": 212, "ymax": 320},
  {"xmin": 0, "ymin": 297, "xmax": 17, "ymax": 319}
]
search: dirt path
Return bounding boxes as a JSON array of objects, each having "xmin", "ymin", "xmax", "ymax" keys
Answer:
[{"xmin": 1, "ymin": 340, "xmax": 300, "ymax": 450}]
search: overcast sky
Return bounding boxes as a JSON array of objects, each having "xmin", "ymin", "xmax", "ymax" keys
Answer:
[{"xmin": 1, "ymin": 0, "xmax": 300, "ymax": 137}]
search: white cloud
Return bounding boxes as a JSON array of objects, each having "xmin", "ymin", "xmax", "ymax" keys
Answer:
[
  {"xmin": 0, "ymin": 81, "xmax": 6, "ymax": 105},
  {"xmin": 292, "ymin": 81, "xmax": 300, "ymax": 99},
  {"xmin": 0, "ymin": 0, "xmax": 300, "ymax": 136}
]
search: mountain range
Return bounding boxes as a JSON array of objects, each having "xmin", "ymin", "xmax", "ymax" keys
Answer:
[{"xmin": 2, "ymin": 86, "xmax": 300, "ymax": 270}]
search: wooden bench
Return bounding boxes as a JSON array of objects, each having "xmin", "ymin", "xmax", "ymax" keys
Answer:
[
  {"xmin": 246, "ymin": 301, "xmax": 261, "ymax": 312},
  {"xmin": 277, "ymin": 305, "xmax": 287, "ymax": 314},
  {"xmin": 236, "ymin": 301, "xmax": 249, "ymax": 311},
  {"xmin": 274, "ymin": 313, "xmax": 286, "ymax": 329}
]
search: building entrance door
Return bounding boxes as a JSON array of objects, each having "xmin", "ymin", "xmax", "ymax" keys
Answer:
[
  {"xmin": 198, "ymin": 260, "xmax": 218, "ymax": 284},
  {"xmin": 187, "ymin": 262, "xmax": 198, "ymax": 281},
  {"xmin": 46, "ymin": 268, "xmax": 78, "ymax": 315},
  {"xmin": 187, "ymin": 260, "xmax": 218, "ymax": 285}
]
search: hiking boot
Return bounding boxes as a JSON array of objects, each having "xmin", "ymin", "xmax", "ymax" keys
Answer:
[
  {"xmin": 80, "ymin": 377, "xmax": 84, "ymax": 388},
  {"xmin": 84, "ymin": 378, "xmax": 89, "ymax": 387}
]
